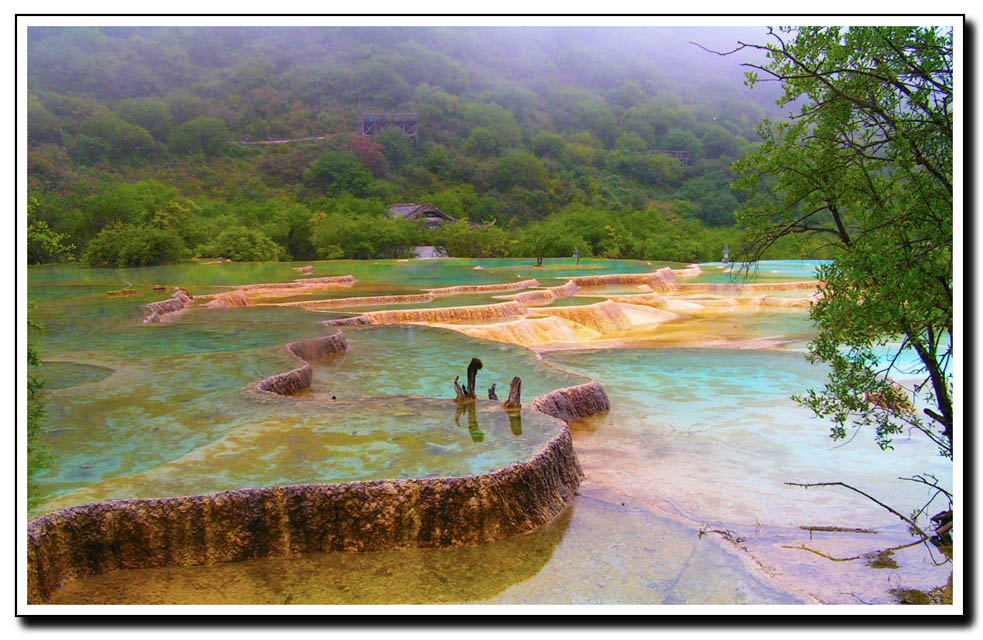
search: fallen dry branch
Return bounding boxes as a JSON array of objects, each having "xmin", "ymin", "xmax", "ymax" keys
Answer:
[
  {"xmin": 784, "ymin": 481, "xmax": 931, "ymax": 540},
  {"xmin": 799, "ymin": 525, "xmax": 880, "ymax": 536}
]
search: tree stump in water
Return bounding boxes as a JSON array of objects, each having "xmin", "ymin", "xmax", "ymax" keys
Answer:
[
  {"xmin": 453, "ymin": 357, "xmax": 484, "ymax": 404},
  {"xmin": 488, "ymin": 383, "xmax": 498, "ymax": 400},
  {"xmin": 504, "ymin": 376, "xmax": 522, "ymax": 409}
]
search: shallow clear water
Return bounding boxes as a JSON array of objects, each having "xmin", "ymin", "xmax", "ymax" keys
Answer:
[
  {"xmin": 47, "ymin": 490, "xmax": 802, "ymax": 606},
  {"xmin": 693, "ymin": 260, "xmax": 830, "ymax": 283},
  {"xmin": 28, "ymin": 259, "xmax": 951, "ymax": 605},
  {"xmin": 318, "ymin": 293, "xmax": 508, "ymax": 312},
  {"xmin": 39, "ymin": 396, "xmax": 562, "ymax": 514},
  {"xmin": 541, "ymin": 348, "xmax": 951, "ymax": 529},
  {"xmin": 311, "ymin": 325, "xmax": 584, "ymax": 401}
]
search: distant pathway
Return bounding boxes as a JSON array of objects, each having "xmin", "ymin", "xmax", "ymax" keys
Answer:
[{"xmin": 235, "ymin": 135, "xmax": 329, "ymax": 145}]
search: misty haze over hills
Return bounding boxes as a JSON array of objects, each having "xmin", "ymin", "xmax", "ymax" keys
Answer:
[{"xmin": 26, "ymin": 25, "xmax": 806, "ymax": 266}]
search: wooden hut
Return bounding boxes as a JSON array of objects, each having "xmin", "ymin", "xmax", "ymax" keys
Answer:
[{"xmin": 386, "ymin": 203, "xmax": 458, "ymax": 228}]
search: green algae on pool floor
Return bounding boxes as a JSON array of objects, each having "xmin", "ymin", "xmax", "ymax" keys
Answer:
[
  {"xmin": 31, "ymin": 321, "xmax": 583, "ymax": 515},
  {"xmin": 32, "ymin": 361, "xmax": 114, "ymax": 390},
  {"xmin": 37, "ymin": 397, "xmax": 564, "ymax": 515}
]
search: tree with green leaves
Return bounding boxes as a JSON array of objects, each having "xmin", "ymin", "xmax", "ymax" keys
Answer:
[
  {"xmin": 71, "ymin": 113, "xmax": 159, "ymax": 164},
  {"xmin": 373, "ymin": 127, "xmax": 414, "ymax": 172},
  {"xmin": 27, "ymin": 197, "xmax": 74, "ymax": 264},
  {"xmin": 83, "ymin": 222, "xmax": 189, "ymax": 267},
  {"xmin": 199, "ymin": 226, "xmax": 285, "ymax": 262},
  {"xmin": 303, "ymin": 151, "xmax": 375, "ymax": 197},
  {"xmin": 27, "ymin": 306, "xmax": 52, "ymax": 510},
  {"xmin": 730, "ymin": 27, "xmax": 953, "ymax": 519},
  {"xmin": 168, "ymin": 117, "xmax": 229, "ymax": 156}
]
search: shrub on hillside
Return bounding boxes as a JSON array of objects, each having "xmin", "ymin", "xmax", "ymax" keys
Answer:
[{"xmin": 83, "ymin": 223, "xmax": 189, "ymax": 267}]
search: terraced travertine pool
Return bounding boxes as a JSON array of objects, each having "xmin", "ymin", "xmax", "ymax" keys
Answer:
[{"xmin": 27, "ymin": 258, "xmax": 951, "ymax": 605}]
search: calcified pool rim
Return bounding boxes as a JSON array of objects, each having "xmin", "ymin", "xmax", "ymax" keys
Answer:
[{"xmin": 26, "ymin": 323, "xmax": 613, "ymax": 603}]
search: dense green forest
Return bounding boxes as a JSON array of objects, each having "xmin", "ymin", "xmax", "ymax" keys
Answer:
[{"xmin": 27, "ymin": 26, "xmax": 833, "ymax": 266}]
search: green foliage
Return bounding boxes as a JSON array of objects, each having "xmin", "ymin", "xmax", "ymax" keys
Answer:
[
  {"xmin": 199, "ymin": 226, "xmax": 285, "ymax": 262},
  {"xmin": 27, "ymin": 305, "xmax": 52, "ymax": 509},
  {"xmin": 70, "ymin": 179, "xmax": 194, "ymax": 249},
  {"xmin": 115, "ymin": 97, "xmax": 174, "ymax": 142},
  {"xmin": 83, "ymin": 222, "xmax": 189, "ymax": 267},
  {"xmin": 615, "ymin": 132, "xmax": 647, "ymax": 153},
  {"xmin": 26, "ymin": 27, "xmax": 827, "ymax": 273},
  {"xmin": 464, "ymin": 127, "xmax": 502, "ymax": 159},
  {"xmin": 531, "ymin": 131, "xmax": 567, "ymax": 161},
  {"xmin": 492, "ymin": 151, "xmax": 548, "ymax": 192},
  {"xmin": 303, "ymin": 151, "xmax": 375, "ymax": 197},
  {"xmin": 71, "ymin": 113, "xmax": 158, "ymax": 163},
  {"xmin": 605, "ymin": 151, "xmax": 683, "ymax": 188},
  {"xmin": 309, "ymin": 200, "xmax": 420, "ymax": 259},
  {"xmin": 733, "ymin": 26, "xmax": 953, "ymax": 458},
  {"xmin": 373, "ymin": 127, "xmax": 414, "ymax": 172},
  {"xmin": 348, "ymin": 61, "xmax": 412, "ymax": 109},
  {"xmin": 679, "ymin": 167, "xmax": 739, "ymax": 226},
  {"xmin": 168, "ymin": 117, "xmax": 229, "ymax": 156},
  {"xmin": 700, "ymin": 123, "xmax": 740, "ymax": 158},
  {"xmin": 28, "ymin": 97, "xmax": 63, "ymax": 146},
  {"xmin": 516, "ymin": 218, "xmax": 586, "ymax": 262},
  {"xmin": 28, "ymin": 197, "xmax": 75, "ymax": 264},
  {"xmin": 460, "ymin": 102, "xmax": 521, "ymax": 149},
  {"xmin": 423, "ymin": 144, "xmax": 452, "ymax": 178},
  {"xmin": 433, "ymin": 220, "xmax": 510, "ymax": 258}
]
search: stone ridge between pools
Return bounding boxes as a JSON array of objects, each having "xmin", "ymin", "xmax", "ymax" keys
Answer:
[
  {"xmin": 254, "ymin": 330, "xmax": 349, "ymax": 396},
  {"xmin": 26, "ymin": 426, "xmax": 584, "ymax": 604},
  {"xmin": 531, "ymin": 381, "xmax": 611, "ymax": 424},
  {"xmin": 137, "ymin": 266, "xmax": 706, "ymax": 321},
  {"xmin": 142, "ymin": 289, "xmax": 194, "ymax": 323}
]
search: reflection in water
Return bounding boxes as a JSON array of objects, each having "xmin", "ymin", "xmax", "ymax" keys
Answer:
[
  {"xmin": 455, "ymin": 402, "xmax": 485, "ymax": 443},
  {"xmin": 509, "ymin": 411, "xmax": 522, "ymax": 436},
  {"xmin": 46, "ymin": 490, "xmax": 804, "ymax": 605},
  {"xmin": 48, "ymin": 503, "xmax": 575, "ymax": 605}
]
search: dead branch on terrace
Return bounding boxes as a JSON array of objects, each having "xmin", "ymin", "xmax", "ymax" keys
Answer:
[
  {"xmin": 453, "ymin": 357, "xmax": 484, "ymax": 404},
  {"xmin": 504, "ymin": 376, "xmax": 522, "ymax": 410},
  {"xmin": 785, "ymin": 481, "xmax": 932, "ymax": 540}
]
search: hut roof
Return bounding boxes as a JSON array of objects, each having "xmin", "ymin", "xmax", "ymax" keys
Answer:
[{"xmin": 386, "ymin": 203, "xmax": 458, "ymax": 225}]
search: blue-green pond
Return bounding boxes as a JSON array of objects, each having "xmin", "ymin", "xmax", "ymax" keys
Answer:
[{"xmin": 28, "ymin": 258, "xmax": 951, "ymax": 605}]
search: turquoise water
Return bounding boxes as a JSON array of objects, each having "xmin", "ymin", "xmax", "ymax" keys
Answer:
[
  {"xmin": 693, "ymin": 260, "xmax": 831, "ymax": 283},
  {"xmin": 311, "ymin": 325, "xmax": 584, "ymax": 401},
  {"xmin": 27, "ymin": 259, "xmax": 951, "ymax": 605},
  {"xmin": 28, "ymin": 263, "xmax": 592, "ymax": 513},
  {"xmin": 542, "ymin": 347, "xmax": 952, "ymax": 529}
]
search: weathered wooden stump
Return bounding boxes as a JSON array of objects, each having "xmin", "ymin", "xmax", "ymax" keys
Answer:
[
  {"xmin": 453, "ymin": 357, "xmax": 484, "ymax": 404},
  {"xmin": 504, "ymin": 376, "xmax": 522, "ymax": 410}
]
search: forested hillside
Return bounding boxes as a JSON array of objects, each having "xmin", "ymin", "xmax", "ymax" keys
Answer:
[{"xmin": 27, "ymin": 26, "xmax": 828, "ymax": 266}]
